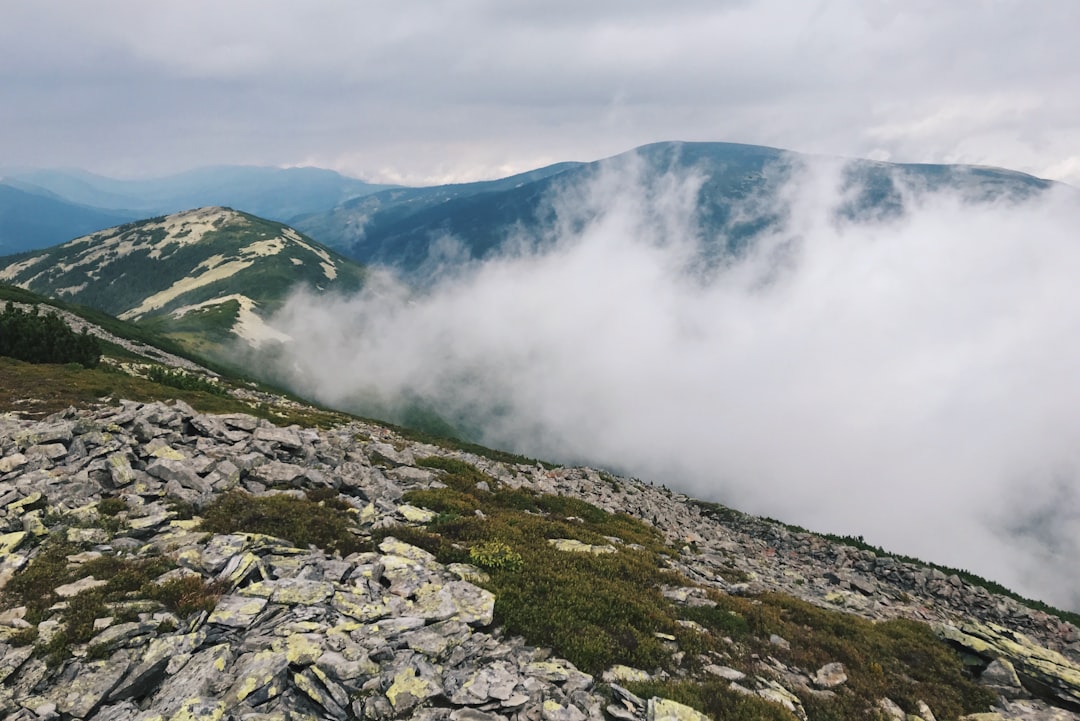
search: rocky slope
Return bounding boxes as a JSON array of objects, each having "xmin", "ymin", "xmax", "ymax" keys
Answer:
[
  {"xmin": 1, "ymin": 399, "xmax": 1080, "ymax": 720},
  {"xmin": 2, "ymin": 306, "xmax": 1080, "ymax": 721},
  {"xmin": 0, "ymin": 207, "xmax": 366, "ymax": 357}
]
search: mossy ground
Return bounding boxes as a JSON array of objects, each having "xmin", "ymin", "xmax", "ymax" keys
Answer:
[
  {"xmin": 0, "ymin": 356, "xmax": 244, "ymax": 418},
  {"xmin": 199, "ymin": 488, "xmax": 365, "ymax": 556},
  {"xmin": 0, "ymin": 531, "xmax": 222, "ymax": 666},
  {"xmin": 0, "ymin": 355, "xmax": 348, "ymax": 428},
  {"xmin": 385, "ymin": 458, "xmax": 993, "ymax": 720}
]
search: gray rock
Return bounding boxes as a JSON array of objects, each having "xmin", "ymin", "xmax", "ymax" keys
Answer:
[
  {"xmin": 0, "ymin": 453, "xmax": 27, "ymax": 474},
  {"xmin": 412, "ymin": 580, "xmax": 496, "ymax": 626},
  {"xmin": 452, "ymin": 709, "xmax": 509, "ymax": 721},
  {"xmin": 769, "ymin": 633, "xmax": 791, "ymax": 650},
  {"xmin": 812, "ymin": 662, "xmax": 848, "ymax": 689},
  {"xmin": 385, "ymin": 665, "xmax": 443, "ymax": 712},
  {"xmin": 51, "ymin": 650, "xmax": 134, "ymax": 719},
  {"xmin": 254, "ymin": 426, "xmax": 304, "ymax": 453},
  {"xmin": 982, "ymin": 657, "xmax": 1027, "ymax": 699},
  {"xmin": 109, "ymin": 631, "xmax": 206, "ymax": 701},
  {"xmin": 647, "ymin": 697, "xmax": 710, "ymax": 721},
  {"xmin": 25, "ymin": 443, "xmax": 67, "ymax": 460},
  {"xmin": 224, "ymin": 649, "xmax": 290, "ymax": 708},
  {"xmin": 207, "ymin": 594, "xmax": 269, "ymax": 628},
  {"xmin": 87, "ymin": 621, "xmax": 155, "ymax": 650},
  {"xmin": 15, "ymin": 421, "xmax": 74, "ymax": 448},
  {"xmin": 293, "ymin": 667, "xmax": 350, "ymax": 719},
  {"xmin": 55, "ymin": 576, "xmax": 109, "ymax": 597},
  {"xmin": 145, "ymin": 457, "xmax": 208, "ymax": 493},
  {"xmin": 146, "ymin": 643, "xmax": 234, "ymax": 716},
  {"xmin": 248, "ymin": 460, "xmax": 307, "ymax": 486}
]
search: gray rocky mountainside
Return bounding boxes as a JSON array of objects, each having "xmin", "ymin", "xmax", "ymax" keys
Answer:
[{"xmin": 2, "ymin": 304, "xmax": 1080, "ymax": 721}]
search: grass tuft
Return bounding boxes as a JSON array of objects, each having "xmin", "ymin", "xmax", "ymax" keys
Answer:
[{"xmin": 198, "ymin": 489, "xmax": 364, "ymax": 556}]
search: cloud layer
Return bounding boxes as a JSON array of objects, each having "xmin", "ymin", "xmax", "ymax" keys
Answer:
[
  {"xmin": 2, "ymin": 1, "xmax": 1079, "ymax": 184},
  {"xmin": 265, "ymin": 155, "xmax": 1080, "ymax": 610}
]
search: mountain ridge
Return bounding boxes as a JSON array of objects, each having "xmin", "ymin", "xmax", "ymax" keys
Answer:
[
  {"xmin": 291, "ymin": 140, "xmax": 1057, "ymax": 273},
  {"xmin": 0, "ymin": 207, "xmax": 366, "ymax": 359}
]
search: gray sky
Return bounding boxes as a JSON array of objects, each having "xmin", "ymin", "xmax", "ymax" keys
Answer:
[{"xmin": 2, "ymin": 1, "xmax": 1079, "ymax": 184}]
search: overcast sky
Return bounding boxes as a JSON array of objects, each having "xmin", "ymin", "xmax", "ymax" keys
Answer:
[{"xmin": 2, "ymin": 1, "xmax": 1079, "ymax": 185}]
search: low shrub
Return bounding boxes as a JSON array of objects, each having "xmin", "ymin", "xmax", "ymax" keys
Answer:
[
  {"xmin": 144, "ymin": 575, "xmax": 225, "ymax": 616},
  {"xmin": 145, "ymin": 365, "xmax": 227, "ymax": 396},
  {"xmin": 623, "ymin": 679, "xmax": 798, "ymax": 721},
  {"xmin": 699, "ymin": 591, "xmax": 994, "ymax": 719},
  {"xmin": 403, "ymin": 457, "xmax": 682, "ymax": 675},
  {"xmin": 398, "ymin": 458, "xmax": 991, "ymax": 717},
  {"xmin": 199, "ymin": 489, "xmax": 363, "ymax": 556},
  {"xmin": 469, "ymin": 540, "xmax": 523, "ymax": 572},
  {"xmin": 1, "ymin": 534, "xmax": 184, "ymax": 665}
]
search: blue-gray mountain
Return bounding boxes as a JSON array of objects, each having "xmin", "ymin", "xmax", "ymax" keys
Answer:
[
  {"xmin": 0, "ymin": 165, "xmax": 393, "ymax": 253},
  {"xmin": 291, "ymin": 141, "xmax": 1055, "ymax": 275},
  {"xmin": 0, "ymin": 183, "xmax": 137, "ymax": 255}
]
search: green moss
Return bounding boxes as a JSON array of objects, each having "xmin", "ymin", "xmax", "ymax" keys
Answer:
[
  {"xmin": 624, "ymin": 680, "xmax": 799, "ymax": 721},
  {"xmin": 400, "ymin": 457, "xmax": 681, "ymax": 675},
  {"xmin": 81, "ymin": 555, "xmax": 173, "ymax": 596},
  {"xmin": 42, "ymin": 588, "xmax": 109, "ymax": 666},
  {"xmin": 198, "ymin": 489, "xmax": 363, "ymax": 555},
  {"xmin": 0, "ymin": 534, "xmax": 184, "ymax": 665},
  {"xmin": 695, "ymin": 591, "xmax": 994, "ymax": 719},
  {"xmin": 392, "ymin": 458, "xmax": 992, "ymax": 716},
  {"xmin": 0, "ymin": 537, "xmax": 80, "ymax": 624},
  {"xmin": 679, "ymin": 604, "xmax": 750, "ymax": 637}
]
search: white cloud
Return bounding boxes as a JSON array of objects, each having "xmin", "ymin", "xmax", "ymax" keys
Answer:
[{"xmin": 264, "ymin": 154, "xmax": 1080, "ymax": 610}]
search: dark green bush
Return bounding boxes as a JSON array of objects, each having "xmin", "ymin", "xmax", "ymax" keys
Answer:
[
  {"xmin": 199, "ymin": 489, "xmax": 363, "ymax": 555},
  {"xmin": 145, "ymin": 365, "xmax": 227, "ymax": 396},
  {"xmin": 0, "ymin": 302, "xmax": 101, "ymax": 368},
  {"xmin": 96, "ymin": 497, "xmax": 127, "ymax": 517}
]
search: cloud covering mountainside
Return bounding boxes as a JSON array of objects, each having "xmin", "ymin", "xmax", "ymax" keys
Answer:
[{"xmin": 260, "ymin": 152, "xmax": 1080, "ymax": 611}]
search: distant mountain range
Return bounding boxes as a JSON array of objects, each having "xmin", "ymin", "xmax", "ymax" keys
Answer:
[
  {"xmin": 0, "ymin": 207, "xmax": 365, "ymax": 358},
  {"xmin": 2, "ymin": 142, "xmax": 1058, "ymax": 269},
  {"xmin": 0, "ymin": 183, "xmax": 137, "ymax": 255},
  {"xmin": 0, "ymin": 139, "xmax": 1063, "ymax": 368},
  {"xmin": 0, "ymin": 165, "xmax": 393, "ymax": 255},
  {"xmin": 291, "ymin": 142, "xmax": 1057, "ymax": 274}
]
